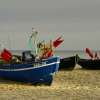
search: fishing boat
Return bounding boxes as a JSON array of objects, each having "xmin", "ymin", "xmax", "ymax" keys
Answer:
[
  {"xmin": 59, "ymin": 55, "xmax": 77, "ymax": 70},
  {"xmin": 77, "ymin": 58, "xmax": 100, "ymax": 69},
  {"xmin": 0, "ymin": 28, "xmax": 60, "ymax": 85},
  {"xmin": 0, "ymin": 54, "xmax": 60, "ymax": 85},
  {"xmin": 77, "ymin": 48, "xmax": 100, "ymax": 69}
]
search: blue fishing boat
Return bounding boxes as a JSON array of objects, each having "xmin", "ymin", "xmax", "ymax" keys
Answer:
[
  {"xmin": 0, "ymin": 56, "xmax": 60, "ymax": 85},
  {"xmin": 0, "ymin": 28, "xmax": 60, "ymax": 85}
]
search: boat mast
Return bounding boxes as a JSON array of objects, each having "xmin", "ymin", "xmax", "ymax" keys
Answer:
[
  {"xmin": 29, "ymin": 28, "xmax": 38, "ymax": 56},
  {"xmin": 7, "ymin": 33, "xmax": 11, "ymax": 50}
]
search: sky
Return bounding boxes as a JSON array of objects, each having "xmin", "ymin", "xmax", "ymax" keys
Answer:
[{"xmin": 0, "ymin": 0, "xmax": 100, "ymax": 50}]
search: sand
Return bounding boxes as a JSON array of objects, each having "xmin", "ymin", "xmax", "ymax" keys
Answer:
[{"xmin": 0, "ymin": 65, "xmax": 100, "ymax": 100}]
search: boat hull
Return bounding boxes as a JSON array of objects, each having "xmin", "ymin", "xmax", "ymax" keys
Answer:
[
  {"xmin": 59, "ymin": 56, "xmax": 77, "ymax": 70},
  {"xmin": 0, "ymin": 56, "xmax": 60, "ymax": 85},
  {"xmin": 78, "ymin": 59, "xmax": 100, "ymax": 69}
]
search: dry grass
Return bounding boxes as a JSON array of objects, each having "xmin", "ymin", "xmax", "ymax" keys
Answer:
[{"xmin": 0, "ymin": 65, "xmax": 100, "ymax": 100}]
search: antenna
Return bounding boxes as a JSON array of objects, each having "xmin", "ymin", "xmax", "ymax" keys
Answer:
[
  {"xmin": 28, "ymin": 27, "xmax": 38, "ymax": 56},
  {"xmin": 7, "ymin": 33, "xmax": 11, "ymax": 50}
]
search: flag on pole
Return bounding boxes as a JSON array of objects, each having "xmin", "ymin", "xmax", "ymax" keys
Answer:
[
  {"xmin": 1, "ymin": 49, "xmax": 12, "ymax": 62},
  {"xmin": 53, "ymin": 36, "xmax": 64, "ymax": 48},
  {"xmin": 85, "ymin": 48, "xmax": 94, "ymax": 59},
  {"xmin": 94, "ymin": 52, "xmax": 100, "ymax": 59}
]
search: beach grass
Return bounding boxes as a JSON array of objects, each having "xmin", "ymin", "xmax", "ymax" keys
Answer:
[{"xmin": 0, "ymin": 65, "xmax": 100, "ymax": 100}]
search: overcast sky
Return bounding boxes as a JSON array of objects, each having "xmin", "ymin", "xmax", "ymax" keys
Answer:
[{"xmin": 0, "ymin": 0, "xmax": 100, "ymax": 50}]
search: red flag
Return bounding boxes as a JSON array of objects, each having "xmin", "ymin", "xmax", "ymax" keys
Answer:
[
  {"xmin": 94, "ymin": 52, "xmax": 100, "ymax": 59},
  {"xmin": 85, "ymin": 48, "xmax": 94, "ymax": 59},
  {"xmin": 41, "ymin": 50, "xmax": 53, "ymax": 59},
  {"xmin": 53, "ymin": 36, "xmax": 64, "ymax": 48},
  {"xmin": 1, "ymin": 49, "xmax": 12, "ymax": 62},
  {"xmin": 46, "ymin": 50, "xmax": 53, "ymax": 58}
]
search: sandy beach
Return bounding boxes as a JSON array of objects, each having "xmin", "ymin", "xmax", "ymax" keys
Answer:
[{"xmin": 0, "ymin": 65, "xmax": 100, "ymax": 100}]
